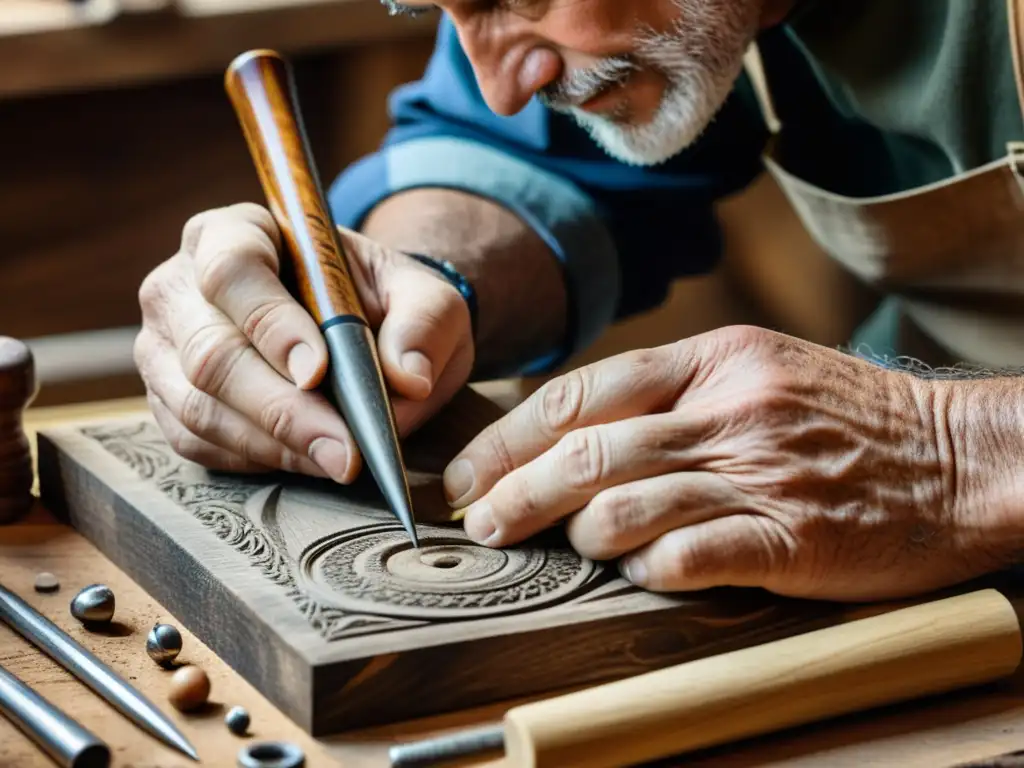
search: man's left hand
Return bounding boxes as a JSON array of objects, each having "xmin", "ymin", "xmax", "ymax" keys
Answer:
[{"xmin": 443, "ymin": 326, "xmax": 1010, "ymax": 602}]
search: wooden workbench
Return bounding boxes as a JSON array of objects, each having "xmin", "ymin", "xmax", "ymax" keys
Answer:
[{"xmin": 5, "ymin": 395, "xmax": 1024, "ymax": 767}]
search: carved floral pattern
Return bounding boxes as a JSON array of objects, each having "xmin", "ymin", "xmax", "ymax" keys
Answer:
[
  {"xmin": 80, "ymin": 420, "xmax": 602, "ymax": 639},
  {"xmin": 82, "ymin": 422, "xmax": 409, "ymax": 640}
]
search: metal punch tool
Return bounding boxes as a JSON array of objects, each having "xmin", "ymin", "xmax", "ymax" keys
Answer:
[
  {"xmin": 0, "ymin": 660, "xmax": 111, "ymax": 768},
  {"xmin": 0, "ymin": 581, "xmax": 198, "ymax": 760}
]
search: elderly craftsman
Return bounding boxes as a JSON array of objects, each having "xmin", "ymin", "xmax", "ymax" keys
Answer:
[{"xmin": 134, "ymin": 0, "xmax": 1024, "ymax": 604}]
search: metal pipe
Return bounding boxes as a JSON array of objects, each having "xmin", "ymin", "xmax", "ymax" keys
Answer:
[{"xmin": 0, "ymin": 661, "xmax": 110, "ymax": 768}]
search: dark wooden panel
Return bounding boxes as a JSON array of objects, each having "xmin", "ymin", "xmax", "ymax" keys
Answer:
[{"xmin": 35, "ymin": 387, "xmax": 828, "ymax": 733}]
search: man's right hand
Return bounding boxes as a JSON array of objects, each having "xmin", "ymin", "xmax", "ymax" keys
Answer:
[{"xmin": 133, "ymin": 202, "xmax": 475, "ymax": 482}]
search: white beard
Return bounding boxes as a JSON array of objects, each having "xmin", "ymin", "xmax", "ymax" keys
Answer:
[{"xmin": 541, "ymin": 0, "xmax": 762, "ymax": 167}]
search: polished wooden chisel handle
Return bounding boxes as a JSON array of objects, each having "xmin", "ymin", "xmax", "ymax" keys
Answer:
[
  {"xmin": 503, "ymin": 589, "xmax": 1023, "ymax": 768},
  {"xmin": 224, "ymin": 48, "xmax": 418, "ymax": 544},
  {"xmin": 224, "ymin": 48, "xmax": 367, "ymax": 328}
]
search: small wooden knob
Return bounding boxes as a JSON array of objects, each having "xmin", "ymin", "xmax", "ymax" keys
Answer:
[{"xmin": 0, "ymin": 337, "xmax": 37, "ymax": 524}]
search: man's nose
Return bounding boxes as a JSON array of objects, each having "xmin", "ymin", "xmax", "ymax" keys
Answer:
[{"xmin": 458, "ymin": 26, "xmax": 562, "ymax": 115}]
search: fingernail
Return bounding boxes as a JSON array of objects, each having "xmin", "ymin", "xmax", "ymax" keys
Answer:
[
  {"xmin": 288, "ymin": 343, "xmax": 319, "ymax": 387},
  {"xmin": 443, "ymin": 458, "xmax": 475, "ymax": 506},
  {"xmin": 464, "ymin": 503, "xmax": 496, "ymax": 544},
  {"xmin": 401, "ymin": 351, "xmax": 433, "ymax": 388},
  {"xmin": 620, "ymin": 558, "xmax": 646, "ymax": 586},
  {"xmin": 308, "ymin": 438, "xmax": 350, "ymax": 483}
]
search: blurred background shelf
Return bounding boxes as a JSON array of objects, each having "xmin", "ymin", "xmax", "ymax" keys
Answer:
[
  {"xmin": 0, "ymin": 0, "xmax": 435, "ymax": 99},
  {"xmin": 0, "ymin": 0, "xmax": 442, "ymax": 405},
  {"xmin": 0, "ymin": 0, "xmax": 871, "ymax": 408}
]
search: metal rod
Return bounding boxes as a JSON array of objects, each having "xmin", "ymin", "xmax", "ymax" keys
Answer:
[
  {"xmin": 388, "ymin": 724, "xmax": 505, "ymax": 767},
  {"xmin": 0, "ymin": 661, "xmax": 110, "ymax": 768},
  {"xmin": 0, "ymin": 582, "xmax": 198, "ymax": 761}
]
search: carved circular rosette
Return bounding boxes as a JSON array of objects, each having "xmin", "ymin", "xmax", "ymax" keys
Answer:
[{"xmin": 297, "ymin": 524, "xmax": 599, "ymax": 620}]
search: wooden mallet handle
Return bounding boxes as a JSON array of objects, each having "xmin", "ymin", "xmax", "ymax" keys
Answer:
[
  {"xmin": 0, "ymin": 337, "xmax": 37, "ymax": 524},
  {"xmin": 503, "ymin": 589, "xmax": 1023, "ymax": 768}
]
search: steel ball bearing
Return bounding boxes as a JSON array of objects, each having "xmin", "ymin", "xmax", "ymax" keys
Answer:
[
  {"xmin": 225, "ymin": 705, "xmax": 251, "ymax": 735},
  {"xmin": 70, "ymin": 584, "xmax": 115, "ymax": 625},
  {"xmin": 146, "ymin": 623, "xmax": 183, "ymax": 666}
]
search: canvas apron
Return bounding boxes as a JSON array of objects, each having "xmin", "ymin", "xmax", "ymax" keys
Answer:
[{"xmin": 744, "ymin": 0, "xmax": 1024, "ymax": 368}]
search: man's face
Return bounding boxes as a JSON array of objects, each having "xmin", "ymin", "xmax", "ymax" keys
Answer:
[{"xmin": 385, "ymin": 0, "xmax": 788, "ymax": 166}]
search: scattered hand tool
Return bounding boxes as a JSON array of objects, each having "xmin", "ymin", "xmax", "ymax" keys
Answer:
[
  {"xmin": 0, "ymin": 659, "xmax": 110, "ymax": 768},
  {"xmin": 389, "ymin": 589, "xmax": 1023, "ymax": 768},
  {"xmin": 223, "ymin": 48, "xmax": 419, "ymax": 547},
  {"xmin": 0, "ymin": 581, "xmax": 198, "ymax": 760}
]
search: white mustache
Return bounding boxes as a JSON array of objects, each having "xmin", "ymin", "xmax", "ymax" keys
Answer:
[{"xmin": 538, "ymin": 57, "xmax": 638, "ymax": 109}]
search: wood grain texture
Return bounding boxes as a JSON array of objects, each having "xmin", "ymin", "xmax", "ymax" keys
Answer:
[
  {"xmin": 9, "ymin": 506, "xmax": 1024, "ymax": 768},
  {"xmin": 225, "ymin": 49, "xmax": 367, "ymax": 324},
  {"xmin": 34, "ymin": 387, "xmax": 832, "ymax": 735},
  {"xmin": 0, "ymin": 338, "xmax": 37, "ymax": 523},
  {"xmin": 14, "ymin": 395, "xmax": 1024, "ymax": 767},
  {"xmin": 0, "ymin": 505, "xmax": 342, "ymax": 767},
  {"xmin": 501, "ymin": 589, "xmax": 1023, "ymax": 767}
]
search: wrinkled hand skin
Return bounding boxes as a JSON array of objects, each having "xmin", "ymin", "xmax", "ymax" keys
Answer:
[
  {"xmin": 134, "ymin": 203, "xmax": 474, "ymax": 484},
  {"xmin": 444, "ymin": 325, "xmax": 1013, "ymax": 602}
]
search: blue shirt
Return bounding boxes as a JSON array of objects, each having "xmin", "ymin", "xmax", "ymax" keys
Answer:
[
  {"xmin": 327, "ymin": 5, "xmax": 1021, "ymax": 373},
  {"xmin": 327, "ymin": 17, "xmax": 774, "ymax": 374}
]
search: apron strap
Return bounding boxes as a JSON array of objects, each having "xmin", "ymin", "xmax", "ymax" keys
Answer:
[
  {"xmin": 1008, "ymin": 0, "xmax": 1024, "ymax": 127},
  {"xmin": 1003, "ymin": 0, "xmax": 1024, "ymax": 183},
  {"xmin": 743, "ymin": 44, "xmax": 782, "ymax": 135}
]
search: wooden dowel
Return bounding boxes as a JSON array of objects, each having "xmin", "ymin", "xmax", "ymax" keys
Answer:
[{"xmin": 503, "ymin": 589, "xmax": 1023, "ymax": 768}]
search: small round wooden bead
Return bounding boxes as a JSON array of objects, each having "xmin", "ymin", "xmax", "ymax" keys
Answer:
[
  {"xmin": 34, "ymin": 572, "xmax": 59, "ymax": 593},
  {"xmin": 70, "ymin": 584, "xmax": 115, "ymax": 624},
  {"xmin": 168, "ymin": 665, "xmax": 210, "ymax": 712},
  {"xmin": 146, "ymin": 623, "xmax": 183, "ymax": 666},
  {"xmin": 225, "ymin": 705, "xmax": 250, "ymax": 735}
]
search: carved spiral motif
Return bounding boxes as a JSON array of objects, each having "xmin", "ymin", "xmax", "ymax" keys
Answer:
[{"xmin": 298, "ymin": 524, "xmax": 598, "ymax": 620}]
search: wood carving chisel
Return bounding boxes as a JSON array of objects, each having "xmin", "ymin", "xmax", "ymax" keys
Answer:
[
  {"xmin": 224, "ymin": 48, "xmax": 419, "ymax": 547},
  {"xmin": 389, "ymin": 589, "xmax": 1023, "ymax": 768}
]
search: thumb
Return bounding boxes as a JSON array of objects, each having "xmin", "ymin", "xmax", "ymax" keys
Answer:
[
  {"xmin": 375, "ymin": 255, "xmax": 472, "ymax": 402},
  {"xmin": 185, "ymin": 203, "xmax": 330, "ymax": 391}
]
